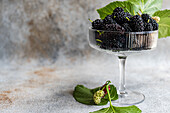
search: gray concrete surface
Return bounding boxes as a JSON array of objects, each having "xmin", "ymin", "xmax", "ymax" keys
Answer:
[
  {"xmin": 0, "ymin": 37, "xmax": 170, "ymax": 113},
  {"xmin": 0, "ymin": 0, "xmax": 169, "ymax": 113}
]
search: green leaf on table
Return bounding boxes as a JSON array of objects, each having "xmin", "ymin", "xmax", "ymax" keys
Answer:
[
  {"xmin": 114, "ymin": 105, "xmax": 142, "ymax": 113},
  {"xmin": 127, "ymin": 0, "xmax": 162, "ymax": 16},
  {"xmin": 153, "ymin": 10, "xmax": 170, "ymax": 38},
  {"xmin": 73, "ymin": 85, "xmax": 102, "ymax": 105},
  {"xmin": 103, "ymin": 85, "xmax": 118, "ymax": 101},
  {"xmin": 90, "ymin": 106, "xmax": 114, "ymax": 113},
  {"xmin": 90, "ymin": 105, "xmax": 141, "ymax": 113},
  {"xmin": 73, "ymin": 85, "xmax": 118, "ymax": 105},
  {"xmin": 97, "ymin": 1, "xmax": 138, "ymax": 19}
]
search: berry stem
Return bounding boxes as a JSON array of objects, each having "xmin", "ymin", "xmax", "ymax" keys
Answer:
[
  {"xmin": 126, "ymin": 17, "xmax": 130, "ymax": 21},
  {"xmin": 101, "ymin": 85, "xmax": 105, "ymax": 91},
  {"xmin": 96, "ymin": 39, "xmax": 102, "ymax": 43},
  {"xmin": 133, "ymin": 10, "xmax": 135, "ymax": 15},
  {"xmin": 137, "ymin": 12, "xmax": 141, "ymax": 17},
  {"xmin": 140, "ymin": 8, "xmax": 143, "ymax": 14},
  {"xmin": 106, "ymin": 81, "xmax": 115, "ymax": 113},
  {"xmin": 89, "ymin": 19, "xmax": 93, "ymax": 23},
  {"xmin": 97, "ymin": 31, "xmax": 104, "ymax": 36},
  {"xmin": 101, "ymin": 80, "xmax": 111, "ymax": 91},
  {"xmin": 147, "ymin": 19, "xmax": 150, "ymax": 23}
]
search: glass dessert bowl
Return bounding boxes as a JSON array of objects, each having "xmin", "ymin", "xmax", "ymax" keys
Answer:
[{"xmin": 88, "ymin": 27, "xmax": 158, "ymax": 106}]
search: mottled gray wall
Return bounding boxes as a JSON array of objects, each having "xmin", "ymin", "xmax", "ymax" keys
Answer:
[
  {"xmin": 0, "ymin": 0, "xmax": 169, "ymax": 63},
  {"xmin": 0, "ymin": 0, "xmax": 114, "ymax": 62}
]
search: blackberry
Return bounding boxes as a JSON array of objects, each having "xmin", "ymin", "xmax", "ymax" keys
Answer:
[
  {"xmin": 142, "ymin": 14, "xmax": 159, "ymax": 30},
  {"xmin": 101, "ymin": 34, "xmax": 120, "ymax": 49},
  {"xmin": 152, "ymin": 22, "xmax": 159, "ymax": 30},
  {"xmin": 100, "ymin": 24, "xmax": 126, "ymax": 49},
  {"xmin": 99, "ymin": 33, "xmax": 126, "ymax": 49},
  {"xmin": 105, "ymin": 24, "xmax": 125, "ymax": 33},
  {"xmin": 144, "ymin": 22, "xmax": 153, "ymax": 31},
  {"xmin": 113, "ymin": 7, "xmax": 124, "ymax": 13},
  {"xmin": 125, "ymin": 12, "xmax": 132, "ymax": 19},
  {"xmin": 121, "ymin": 23, "xmax": 132, "ymax": 32},
  {"xmin": 130, "ymin": 15, "xmax": 144, "ymax": 32},
  {"xmin": 103, "ymin": 15, "xmax": 116, "ymax": 24},
  {"xmin": 92, "ymin": 19, "xmax": 104, "ymax": 30},
  {"xmin": 118, "ymin": 36, "xmax": 126, "ymax": 48},
  {"xmin": 112, "ymin": 12, "xmax": 130, "ymax": 24},
  {"xmin": 96, "ymin": 26, "xmax": 126, "ymax": 49},
  {"xmin": 142, "ymin": 14, "xmax": 151, "ymax": 22},
  {"xmin": 150, "ymin": 18, "xmax": 159, "ymax": 30}
]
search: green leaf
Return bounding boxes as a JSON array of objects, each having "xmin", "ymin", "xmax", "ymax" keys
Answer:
[
  {"xmin": 73, "ymin": 85, "xmax": 118, "ymax": 105},
  {"xmin": 104, "ymin": 85, "xmax": 118, "ymax": 101},
  {"xmin": 90, "ymin": 105, "xmax": 141, "ymax": 113},
  {"xmin": 90, "ymin": 106, "xmax": 114, "ymax": 113},
  {"xmin": 153, "ymin": 10, "xmax": 170, "ymax": 38},
  {"xmin": 153, "ymin": 9, "xmax": 170, "ymax": 17},
  {"xmin": 127, "ymin": 0, "xmax": 162, "ymax": 15},
  {"xmin": 114, "ymin": 105, "xmax": 142, "ymax": 113},
  {"xmin": 97, "ymin": 1, "xmax": 138, "ymax": 19}
]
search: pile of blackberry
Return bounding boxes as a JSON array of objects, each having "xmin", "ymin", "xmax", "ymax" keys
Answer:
[{"xmin": 91, "ymin": 7, "xmax": 159, "ymax": 50}]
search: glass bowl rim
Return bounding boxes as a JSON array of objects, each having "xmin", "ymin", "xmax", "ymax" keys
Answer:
[{"xmin": 89, "ymin": 27, "xmax": 158, "ymax": 34}]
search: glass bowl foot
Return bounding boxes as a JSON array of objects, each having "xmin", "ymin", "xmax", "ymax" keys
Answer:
[{"xmin": 112, "ymin": 90, "xmax": 145, "ymax": 106}]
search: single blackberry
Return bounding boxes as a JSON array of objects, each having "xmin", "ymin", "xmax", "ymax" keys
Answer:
[
  {"xmin": 105, "ymin": 24, "xmax": 125, "ymax": 33},
  {"xmin": 121, "ymin": 23, "xmax": 132, "ymax": 32},
  {"xmin": 130, "ymin": 15, "xmax": 142, "ymax": 21},
  {"xmin": 103, "ymin": 15, "xmax": 117, "ymax": 24},
  {"xmin": 92, "ymin": 19, "xmax": 104, "ymax": 30},
  {"xmin": 142, "ymin": 15, "xmax": 159, "ymax": 30},
  {"xmin": 144, "ymin": 22, "xmax": 153, "ymax": 31},
  {"xmin": 113, "ymin": 7, "xmax": 124, "ymax": 13},
  {"xmin": 142, "ymin": 14, "xmax": 151, "ymax": 22},
  {"xmin": 130, "ymin": 15, "xmax": 144, "ymax": 32},
  {"xmin": 112, "ymin": 12, "xmax": 130, "ymax": 24},
  {"xmin": 152, "ymin": 22, "xmax": 159, "ymax": 30},
  {"xmin": 150, "ymin": 18, "xmax": 159, "ymax": 30},
  {"xmin": 125, "ymin": 12, "xmax": 132, "ymax": 19}
]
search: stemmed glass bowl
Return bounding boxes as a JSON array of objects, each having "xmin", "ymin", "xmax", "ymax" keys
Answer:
[{"xmin": 88, "ymin": 27, "xmax": 158, "ymax": 106}]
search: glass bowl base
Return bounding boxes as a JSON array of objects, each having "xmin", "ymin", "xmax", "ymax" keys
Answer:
[{"xmin": 112, "ymin": 90, "xmax": 145, "ymax": 106}]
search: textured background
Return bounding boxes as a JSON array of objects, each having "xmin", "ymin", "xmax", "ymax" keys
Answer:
[
  {"xmin": 0, "ymin": 0, "xmax": 116, "ymax": 63},
  {"xmin": 0, "ymin": 0, "xmax": 169, "ymax": 63},
  {"xmin": 0, "ymin": 0, "xmax": 170, "ymax": 113}
]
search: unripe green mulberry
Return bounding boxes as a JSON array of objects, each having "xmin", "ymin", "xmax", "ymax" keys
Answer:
[
  {"xmin": 93, "ymin": 90, "xmax": 104, "ymax": 104},
  {"xmin": 93, "ymin": 95, "xmax": 101, "ymax": 104},
  {"xmin": 96, "ymin": 90, "xmax": 105, "ymax": 97}
]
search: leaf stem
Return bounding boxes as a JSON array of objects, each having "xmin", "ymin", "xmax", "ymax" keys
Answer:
[
  {"xmin": 101, "ymin": 80, "xmax": 111, "ymax": 91},
  {"xmin": 106, "ymin": 81, "xmax": 115, "ymax": 113},
  {"xmin": 101, "ymin": 85, "xmax": 105, "ymax": 91}
]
